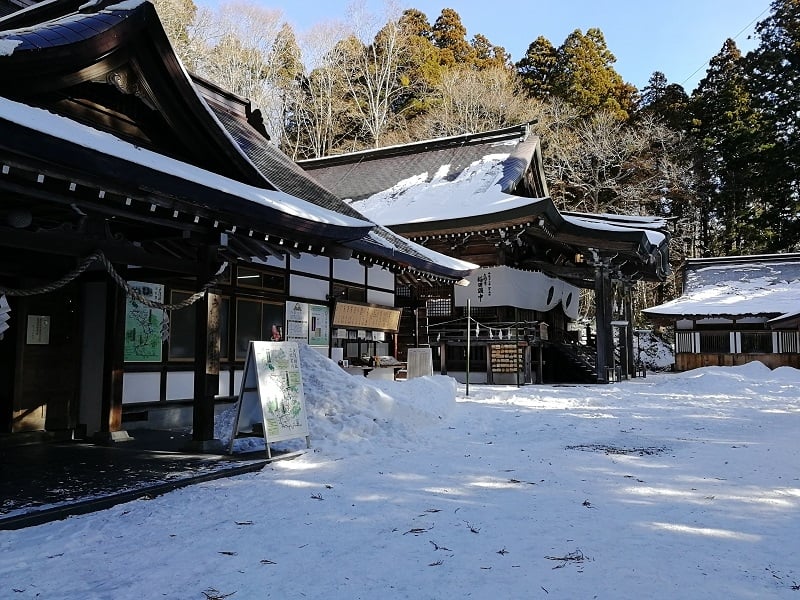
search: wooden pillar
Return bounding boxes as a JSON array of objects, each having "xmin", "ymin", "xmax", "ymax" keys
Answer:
[
  {"xmin": 191, "ymin": 249, "xmax": 222, "ymax": 451},
  {"xmin": 623, "ymin": 284, "xmax": 636, "ymax": 377},
  {"xmin": 594, "ymin": 264, "xmax": 613, "ymax": 383},
  {"xmin": 97, "ymin": 273, "xmax": 131, "ymax": 442}
]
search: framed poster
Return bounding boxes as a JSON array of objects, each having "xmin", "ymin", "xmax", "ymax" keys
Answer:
[
  {"xmin": 332, "ymin": 301, "xmax": 401, "ymax": 332},
  {"xmin": 308, "ymin": 304, "xmax": 329, "ymax": 346},
  {"xmin": 26, "ymin": 315, "xmax": 50, "ymax": 345},
  {"xmin": 285, "ymin": 301, "xmax": 309, "ymax": 342},
  {"xmin": 124, "ymin": 282, "xmax": 164, "ymax": 362}
]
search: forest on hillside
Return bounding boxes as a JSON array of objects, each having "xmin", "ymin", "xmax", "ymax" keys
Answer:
[{"xmin": 153, "ymin": 0, "xmax": 800, "ymax": 290}]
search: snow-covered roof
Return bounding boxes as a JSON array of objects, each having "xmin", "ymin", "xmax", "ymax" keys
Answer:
[
  {"xmin": 0, "ymin": 0, "xmax": 478, "ymax": 280},
  {"xmin": 561, "ymin": 214, "xmax": 667, "ymax": 247},
  {"xmin": 644, "ymin": 255, "xmax": 800, "ymax": 319},
  {"xmin": 302, "ymin": 124, "xmax": 671, "ymax": 283},
  {"xmin": 0, "ymin": 96, "xmax": 372, "ymax": 230},
  {"xmin": 344, "ymin": 154, "xmax": 541, "ymax": 227}
]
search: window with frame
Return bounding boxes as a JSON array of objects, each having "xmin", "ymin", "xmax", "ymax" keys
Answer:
[
  {"xmin": 426, "ymin": 297, "xmax": 452, "ymax": 317},
  {"xmin": 236, "ymin": 266, "xmax": 285, "ymax": 292},
  {"xmin": 234, "ymin": 298, "xmax": 285, "ymax": 360},
  {"xmin": 331, "ymin": 282, "xmax": 367, "ymax": 303}
]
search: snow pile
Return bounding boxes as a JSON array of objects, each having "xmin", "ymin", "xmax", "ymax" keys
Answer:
[
  {"xmin": 3, "ymin": 362, "xmax": 800, "ymax": 600},
  {"xmin": 218, "ymin": 344, "xmax": 457, "ymax": 453}
]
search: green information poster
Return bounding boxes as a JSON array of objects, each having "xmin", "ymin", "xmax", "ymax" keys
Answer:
[
  {"xmin": 124, "ymin": 282, "xmax": 164, "ymax": 362},
  {"xmin": 308, "ymin": 304, "xmax": 329, "ymax": 346}
]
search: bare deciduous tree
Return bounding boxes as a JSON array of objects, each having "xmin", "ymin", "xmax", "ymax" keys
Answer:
[
  {"xmin": 338, "ymin": 2, "xmax": 413, "ymax": 148},
  {"xmin": 419, "ymin": 66, "xmax": 539, "ymax": 137}
]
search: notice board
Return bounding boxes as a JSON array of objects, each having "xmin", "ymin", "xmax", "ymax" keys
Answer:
[
  {"xmin": 229, "ymin": 341, "xmax": 310, "ymax": 458},
  {"xmin": 332, "ymin": 301, "xmax": 401, "ymax": 332}
]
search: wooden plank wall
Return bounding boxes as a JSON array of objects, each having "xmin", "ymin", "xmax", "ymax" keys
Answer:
[{"xmin": 676, "ymin": 353, "xmax": 800, "ymax": 371}]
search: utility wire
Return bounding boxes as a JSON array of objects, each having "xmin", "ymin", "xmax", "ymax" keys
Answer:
[{"xmin": 680, "ymin": 6, "xmax": 771, "ymax": 88}]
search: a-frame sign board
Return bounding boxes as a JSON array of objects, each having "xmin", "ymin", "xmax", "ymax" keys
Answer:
[{"xmin": 229, "ymin": 341, "xmax": 311, "ymax": 458}]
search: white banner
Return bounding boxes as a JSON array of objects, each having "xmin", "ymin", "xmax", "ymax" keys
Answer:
[{"xmin": 454, "ymin": 266, "xmax": 579, "ymax": 319}]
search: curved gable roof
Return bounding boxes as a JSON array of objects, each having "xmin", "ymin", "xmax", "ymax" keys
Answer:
[
  {"xmin": 0, "ymin": 0, "xmax": 270, "ymax": 185},
  {"xmin": 0, "ymin": 0, "xmax": 476, "ymax": 280},
  {"xmin": 300, "ymin": 125, "xmax": 669, "ymax": 283}
]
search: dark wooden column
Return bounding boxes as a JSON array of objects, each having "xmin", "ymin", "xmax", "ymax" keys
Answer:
[
  {"xmin": 97, "ymin": 272, "xmax": 131, "ymax": 443},
  {"xmin": 594, "ymin": 264, "xmax": 614, "ymax": 383},
  {"xmin": 191, "ymin": 248, "xmax": 222, "ymax": 452},
  {"xmin": 623, "ymin": 283, "xmax": 636, "ymax": 377}
]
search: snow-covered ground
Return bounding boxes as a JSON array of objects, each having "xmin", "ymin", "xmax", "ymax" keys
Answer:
[{"xmin": 2, "ymin": 346, "xmax": 799, "ymax": 599}]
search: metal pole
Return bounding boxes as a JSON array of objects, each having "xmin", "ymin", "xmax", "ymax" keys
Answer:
[
  {"xmin": 466, "ymin": 298, "xmax": 470, "ymax": 397},
  {"xmin": 515, "ymin": 308, "xmax": 520, "ymax": 388}
]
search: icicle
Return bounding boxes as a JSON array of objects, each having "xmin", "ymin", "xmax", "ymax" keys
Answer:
[
  {"xmin": 436, "ymin": 333, "xmax": 441, "ymax": 343},
  {"xmin": 489, "ymin": 328, "xmax": 493, "ymax": 339},
  {"xmin": 475, "ymin": 322, "xmax": 480, "ymax": 336}
]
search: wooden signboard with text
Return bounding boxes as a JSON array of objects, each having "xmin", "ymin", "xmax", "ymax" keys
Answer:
[{"xmin": 332, "ymin": 301, "xmax": 401, "ymax": 332}]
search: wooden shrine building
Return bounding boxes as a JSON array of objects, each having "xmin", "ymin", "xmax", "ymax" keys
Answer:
[
  {"xmin": 302, "ymin": 125, "xmax": 671, "ymax": 383},
  {"xmin": 0, "ymin": 0, "xmax": 475, "ymax": 446}
]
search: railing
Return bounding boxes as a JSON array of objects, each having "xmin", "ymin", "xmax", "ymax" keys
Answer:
[
  {"xmin": 675, "ymin": 330, "xmax": 800, "ymax": 354},
  {"xmin": 777, "ymin": 331, "xmax": 800, "ymax": 353},
  {"xmin": 675, "ymin": 331, "xmax": 695, "ymax": 353},
  {"xmin": 699, "ymin": 331, "xmax": 730, "ymax": 353},
  {"xmin": 740, "ymin": 331, "xmax": 772, "ymax": 354}
]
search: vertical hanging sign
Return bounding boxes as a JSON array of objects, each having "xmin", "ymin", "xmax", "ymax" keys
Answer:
[
  {"xmin": 229, "ymin": 341, "xmax": 310, "ymax": 458},
  {"xmin": 124, "ymin": 282, "xmax": 165, "ymax": 362}
]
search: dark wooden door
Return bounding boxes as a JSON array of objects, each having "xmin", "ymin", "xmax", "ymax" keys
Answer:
[{"xmin": 12, "ymin": 285, "xmax": 81, "ymax": 433}]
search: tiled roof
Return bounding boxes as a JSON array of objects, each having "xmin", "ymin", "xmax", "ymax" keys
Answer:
[
  {"xmin": 301, "ymin": 125, "xmax": 533, "ymax": 202},
  {"xmin": 208, "ymin": 102, "xmax": 365, "ymax": 220}
]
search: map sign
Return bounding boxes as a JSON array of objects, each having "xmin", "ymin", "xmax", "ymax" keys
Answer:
[{"xmin": 229, "ymin": 341, "xmax": 310, "ymax": 457}]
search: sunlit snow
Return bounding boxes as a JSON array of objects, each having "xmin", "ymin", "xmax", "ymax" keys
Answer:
[{"xmin": 2, "ymin": 345, "xmax": 798, "ymax": 599}]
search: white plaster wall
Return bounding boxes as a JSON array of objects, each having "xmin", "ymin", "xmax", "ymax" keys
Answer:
[
  {"xmin": 122, "ymin": 372, "xmax": 161, "ymax": 404},
  {"xmin": 367, "ymin": 266, "xmax": 395, "ymax": 290},
  {"xmin": 166, "ymin": 371, "xmax": 193, "ymax": 401},
  {"xmin": 291, "ymin": 254, "xmax": 329, "ymax": 277},
  {"xmin": 290, "ymin": 274, "xmax": 329, "ymax": 301},
  {"xmin": 367, "ymin": 289, "xmax": 394, "ymax": 306},
  {"xmin": 333, "ymin": 258, "xmax": 365, "ymax": 283},
  {"xmin": 219, "ymin": 370, "xmax": 231, "ymax": 397}
]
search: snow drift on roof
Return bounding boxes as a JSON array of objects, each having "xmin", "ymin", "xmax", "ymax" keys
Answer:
[{"xmin": 346, "ymin": 153, "xmax": 544, "ymax": 227}]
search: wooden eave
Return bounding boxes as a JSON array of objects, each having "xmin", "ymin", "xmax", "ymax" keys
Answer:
[
  {"xmin": 388, "ymin": 200, "xmax": 559, "ymax": 238},
  {"xmin": 0, "ymin": 127, "xmax": 373, "ymax": 276},
  {"xmin": 0, "ymin": 2, "xmax": 506, "ymax": 284}
]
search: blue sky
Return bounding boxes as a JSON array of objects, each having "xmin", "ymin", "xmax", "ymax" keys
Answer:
[{"xmin": 217, "ymin": 0, "xmax": 773, "ymax": 94}]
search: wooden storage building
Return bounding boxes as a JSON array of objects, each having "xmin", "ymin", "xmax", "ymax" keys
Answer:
[{"xmin": 644, "ymin": 254, "xmax": 800, "ymax": 371}]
